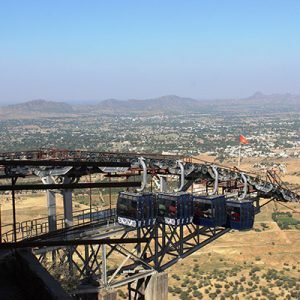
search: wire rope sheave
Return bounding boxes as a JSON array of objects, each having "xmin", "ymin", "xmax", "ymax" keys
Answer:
[
  {"xmin": 136, "ymin": 157, "xmax": 147, "ymax": 192},
  {"xmin": 174, "ymin": 160, "xmax": 185, "ymax": 192}
]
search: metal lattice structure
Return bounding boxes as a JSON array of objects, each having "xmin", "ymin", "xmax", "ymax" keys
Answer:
[{"xmin": 0, "ymin": 149, "xmax": 299, "ymax": 299}]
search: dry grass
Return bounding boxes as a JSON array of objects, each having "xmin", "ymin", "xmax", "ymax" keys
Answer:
[{"xmin": 167, "ymin": 200, "xmax": 300, "ymax": 300}]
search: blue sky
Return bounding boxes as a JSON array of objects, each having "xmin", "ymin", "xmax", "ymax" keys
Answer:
[{"xmin": 0, "ymin": 0, "xmax": 300, "ymax": 103}]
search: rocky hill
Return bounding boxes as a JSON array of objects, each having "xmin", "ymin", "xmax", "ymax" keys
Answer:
[
  {"xmin": 81, "ymin": 93, "xmax": 300, "ymax": 114},
  {"xmin": 0, "ymin": 99, "xmax": 74, "ymax": 115},
  {"xmin": 1, "ymin": 93, "xmax": 299, "ymax": 118},
  {"xmin": 92, "ymin": 95, "xmax": 202, "ymax": 113},
  {"xmin": 208, "ymin": 92, "xmax": 300, "ymax": 114}
]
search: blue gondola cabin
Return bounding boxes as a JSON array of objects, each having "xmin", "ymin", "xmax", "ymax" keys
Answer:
[
  {"xmin": 156, "ymin": 192, "xmax": 193, "ymax": 226},
  {"xmin": 226, "ymin": 199, "xmax": 255, "ymax": 230},
  {"xmin": 117, "ymin": 192, "xmax": 156, "ymax": 228},
  {"xmin": 193, "ymin": 194, "xmax": 227, "ymax": 227}
]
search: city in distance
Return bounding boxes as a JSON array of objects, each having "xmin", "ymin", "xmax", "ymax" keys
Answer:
[
  {"xmin": 0, "ymin": 93, "xmax": 299, "ymax": 163},
  {"xmin": 0, "ymin": 91, "xmax": 299, "ymax": 300}
]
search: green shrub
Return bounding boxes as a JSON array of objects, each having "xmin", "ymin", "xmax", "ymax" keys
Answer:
[
  {"xmin": 255, "ymin": 256, "xmax": 261, "ymax": 261},
  {"xmin": 215, "ymin": 283, "xmax": 222, "ymax": 289},
  {"xmin": 174, "ymin": 287, "xmax": 182, "ymax": 294},
  {"xmin": 192, "ymin": 290, "xmax": 203, "ymax": 299},
  {"xmin": 179, "ymin": 291, "xmax": 191, "ymax": 300},
  {"xmin": 117, "ymin": 289, "xmax": 126, "ymax": 298},
  {"xmin": 208, "ymin": 292, "xmax": 217, "ymax": 299}
]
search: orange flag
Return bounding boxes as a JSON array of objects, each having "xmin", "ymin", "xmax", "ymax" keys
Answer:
[{"xmin": 240, "ymin": 134, "xmax": 249, "ymax": 145}]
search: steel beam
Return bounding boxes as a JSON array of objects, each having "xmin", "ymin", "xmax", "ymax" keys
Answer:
[
  {"xmin": 0, "ymin": 237, "xmax": 149, "ymax": 249},
  {"xmin": 0, "ymin": 160, "xmax": 131, "ymax": 167},
  {"xmin": 0, "ymin": 181, "xmax": 141, "ymax": 191}
]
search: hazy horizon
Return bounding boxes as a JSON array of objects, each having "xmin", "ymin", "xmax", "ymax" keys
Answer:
[
  {"xmin": 1, "ymin": 91, "xmax": 300, "ymax": 106},
  {"xmin": 1, "ymin": 1, "xmax": 300, "ymax": 103}
]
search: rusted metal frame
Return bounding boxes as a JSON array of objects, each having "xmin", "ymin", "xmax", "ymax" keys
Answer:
[
  {"xmin": 0, "ymin": 181, "xmax": 141, "ymax": 191},
  {"xmin": 0, "ymin": 160, "xmax": 131, "ymax": 167}
]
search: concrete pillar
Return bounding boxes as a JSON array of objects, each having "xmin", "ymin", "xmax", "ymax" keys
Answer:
[
  {"xmin": 43, "ymin": 176, "xmax": 57, "ymax": 232},
  {"xmin": 63, "ymin": 177, "xmax": 73, "ymax": 228},
  {"xmin": 145, "ymin": 272, "xmax": 168, "ymax": 300},
  {"xmin": 47, "ymin": 190, "xmax": 57, "ymax": 231},
  {"xmin": 98, "ymin": 289, "xmax": 117, "ymax": 300}
]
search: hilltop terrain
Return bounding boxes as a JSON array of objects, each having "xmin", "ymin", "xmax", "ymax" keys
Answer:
[
  {"xmin": 0, "ymin": 92, "xmax": 300, "ymax": 118},
  {"xmin": 0, "ymin": 99, "xmax": 74, "ymax": 118}
]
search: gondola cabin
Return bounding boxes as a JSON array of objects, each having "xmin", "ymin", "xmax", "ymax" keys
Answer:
[
  {"xmin": 193, "ymin": 195, "xmax": 226, "ymax": 227},
  {"xmin": 226, "ymin": 199, "xmax": 255, "ymax": 230},
  {"xmin": 117, "ymin": 192, "xmax": 156, "ymax": 228},
  {"xmin": 157, "ymin": 192, "xmax": 193, "ymax": 226}
]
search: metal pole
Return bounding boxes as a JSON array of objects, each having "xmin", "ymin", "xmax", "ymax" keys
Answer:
[
  {"xmin": 237, "ymin": 144, "xmax": 241, "ymax": 168},
  {"xmin": 109, "ymin": 176, "xmax": 112, "ymax": 214},
  {"xmin": 12, "ymin": 177, "xmax": 17, "ymax": 242},
  {"xmin": 0, "ymin": 204, "xmax": 2, "ymax": 244},
  {"xmin": 89, "ymin": 173, "xmax": 92, "ymax": 221},
  {"xmin": 101, "ymin": 244, "xmax": 107, "ymax": 286}
]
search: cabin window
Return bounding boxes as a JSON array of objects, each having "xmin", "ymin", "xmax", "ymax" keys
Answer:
[
  {"xmin": 226, "ymin": 206, "xmax": 241, "ymax": 221},
  {"xmin": 157, "ymin": 199, "xmax": 177, "ymax": 218},
  {"xmin": 117, "ymin": 197, "xmax": 137, "ymax": 219},
  {"xmin": 194, "ymin": 202, "xmax": 212, "ymax": 219}
]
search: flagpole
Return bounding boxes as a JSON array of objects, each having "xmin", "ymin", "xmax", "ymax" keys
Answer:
[{"xmin": 237, "ymin": 144, "xmax": 241, "ymax": 168}]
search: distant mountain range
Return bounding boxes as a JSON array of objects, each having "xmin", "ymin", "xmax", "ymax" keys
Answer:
[
  {"xmin": 0, "ymin": 99, "xmax": 74, "ymax": 115},
  {"xmin": 92, "ymin": 95, "xmax": 200, "ymax": 113},
  {"xmin": 0, "ymin": 93, "xmax": 299, "ymax": 117}
]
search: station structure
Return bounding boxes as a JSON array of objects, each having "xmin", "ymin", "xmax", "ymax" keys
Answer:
[{"xmin": 0, "ymin": 149, "xmax": 299, "ymax": 300}]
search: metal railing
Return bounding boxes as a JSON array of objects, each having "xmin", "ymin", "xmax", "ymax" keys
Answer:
[{"xmin": 0, "ymin": 207, "xmax": 116, "ymax": 243}]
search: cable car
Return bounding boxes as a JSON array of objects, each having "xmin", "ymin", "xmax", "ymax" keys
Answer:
[
  {"xmin": 117, "ymin": 192, "xmax": 156, "ymax": 228},
  {"xmin": 226, "ymin": 199, "xmax": 255, "ymax": 230},
  {"xmin": 193, "ymin": 194, "xmax": 226, "ymax": 227},
  {"xmin": 156, "ymin": 192, "xmax": 193, "ymax": 226}
]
